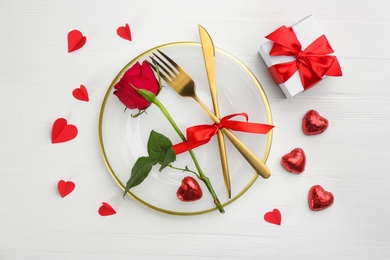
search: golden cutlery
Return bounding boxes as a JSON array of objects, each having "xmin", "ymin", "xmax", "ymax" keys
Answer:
[
  {"xmin": 150, "ymin": 50, "xmax": 271, "ymax": 179},
  {"xmin": 198, "ymin": 25, "xmax": 231, "ymax": 198}
]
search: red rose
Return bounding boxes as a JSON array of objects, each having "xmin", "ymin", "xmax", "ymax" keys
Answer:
[{"xmin": 113, "ymin": 61, "xmax": 159, "ymax": 110}]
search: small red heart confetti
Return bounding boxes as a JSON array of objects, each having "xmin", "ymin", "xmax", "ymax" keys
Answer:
[
  {"xmin": 98, "ymin": 202, "xmax": 116, "ymax": 216},
  {"xmin": 116, "ymin": 23, "xmax": 132, "ymax": 41},
  {"xmin": 51, "ymin": 118, "xmax": 78, "ymax": 144},
  {"xmin": 302, "ymin": 109, "xmax": 329, "ymax": 135},
  {"xmin": 281, "ymin": 148, "xmax": 306, "ymax": 174},
  {"xmin": 308, "ymin": 185, "xmax": 334, "ymax": 211},
  {"xmin": 72, "ymin": 84, "xmax": 89, "ymax": 102},
  {"xmin": 176, "ymin": 176, "xmax": 202, "ymax": 202},
  {"xmin": 264, "ymin": 208, "xmax": 282, "ymax": 225},
  {"xmin": 67, "ymin": 29, "xmax": 87, "ymax": 53},
  {"xmin": 57, "ymin": 180, "xmax": 75, "ymax": 198}
]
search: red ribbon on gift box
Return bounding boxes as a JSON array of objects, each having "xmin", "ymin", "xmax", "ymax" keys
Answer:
[
  {"xmin": 266, "ymin": 26, "xmax": 342, "ymax": 90},
  {"xmin": 171, "ymin": 113, "xmax": 274, "ymax": 155}
]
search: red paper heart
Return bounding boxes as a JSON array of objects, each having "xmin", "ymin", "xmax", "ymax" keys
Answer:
[
  {"xmin": 67, "ymin": 29, "xmax": 87, "ymax": 53},
  {"xmin": 116, "ymin": 23, "xmax": 132, "ymax": 41},
  {"xmin": 72, "ymin": 84, "xmax": 89, "ymax": 102},
  {"xmin": 51, "ymin": 118, "xmax": 78, "ymax": 144},
  {"xmin": 281, "ymin": 148, "xmax": 306, "ymax": 174},
  {"xmin": 176, "ymin": 176, "xmax": 202, "ymax": 202},
  {"xmin": 98, "ymin": 202, "xmax": 116, "ymax": 216},
  {"xmin": 264, "ymin": 208, "xmax": 282, "ymax": 225},
  {"xmin": 57, "ymin": 180, "xmax": 75, "ymax": 198},
  {"xmin": 302, "ymin": 109, "xmax": 329, "ymax": 135},
  {"xmin": 308, "ymin": 185, "xmax": 334, "ymax": 211}
]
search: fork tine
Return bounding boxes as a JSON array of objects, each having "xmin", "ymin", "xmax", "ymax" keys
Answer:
[
  {"xmin": 151, "ymin": 52, "xmax": 179, "ymax": 78},
  {"xmin": 156, "ymin": 49, "xmax": 182, "ymax": 72},
  {"xmin": 149, "ymin": 56, "xmax": 175, "ymax": 81},
  {"xmin": 147, "ymin": 60, "xmax": 169, "ymax": 84}
]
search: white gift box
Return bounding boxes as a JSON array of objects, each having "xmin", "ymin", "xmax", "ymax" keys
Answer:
[{"xmin": 259, "ymin": 15, "xmax": 341, "ymax": 98}]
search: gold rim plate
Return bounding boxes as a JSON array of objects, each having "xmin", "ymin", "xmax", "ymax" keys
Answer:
[{"xmin": 99, "ymin": 42, "xmax": 272, "ymax": 215}]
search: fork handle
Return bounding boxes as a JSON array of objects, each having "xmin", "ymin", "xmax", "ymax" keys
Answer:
[{"xmin": 220, "ymin": 128, "xmax": 271, "ymax": 179}]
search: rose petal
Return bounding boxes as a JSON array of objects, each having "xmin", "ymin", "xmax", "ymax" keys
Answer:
[
  {"xmin": 122, "ymin": 62, "xmax": 142, "ymax": 78},
  {"xmin": 113, "ymin": 61, "xmax": 160, "ymax": 110},
  {"xmin": 114, "ymin": 76, "xmax": 155, "ymax": 110},
  {"xmin": 141, "ymin": 61, "xmax": 159, "ymax": 91}
]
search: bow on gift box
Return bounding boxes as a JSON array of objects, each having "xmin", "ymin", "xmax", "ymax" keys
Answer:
[
  {"xmin": 266, "ymin": 26, "xmax": 342, "ymax": 89},
  {"xmin": 172, "ymin": 113, "xmax": 274, "ymax": 154}
]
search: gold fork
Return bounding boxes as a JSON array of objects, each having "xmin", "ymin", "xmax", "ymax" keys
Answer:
[{"xmin": 149, "ymin": 49, "xmax": 271, "ymax": 179}]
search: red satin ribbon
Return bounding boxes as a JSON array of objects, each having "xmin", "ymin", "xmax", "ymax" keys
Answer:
[
  {"xmin": 266, "ymin": 26, "xmax": 342, "ymax": 90},
  {"xmin": 171, "ymin": 113, "xmax": 274, "ymax": 155}
]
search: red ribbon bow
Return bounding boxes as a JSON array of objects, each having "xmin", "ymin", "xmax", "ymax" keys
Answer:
[
  {"xmin": 171, "ymin": 113, "xmax": 274, "ymax": 155},
  {"xmin": 266, "ymin": 26, "xmax": 342, "ymax": 90}
]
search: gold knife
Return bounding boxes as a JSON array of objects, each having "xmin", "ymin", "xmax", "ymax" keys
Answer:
[{"xmin": 198, "ymin": 25, "xmax": 231, "ymax": 198}]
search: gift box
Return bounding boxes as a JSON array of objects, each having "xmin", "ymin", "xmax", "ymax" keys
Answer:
[{"xmin": 259, "ymin": 15, "xmax": 342, "ymax": 98}]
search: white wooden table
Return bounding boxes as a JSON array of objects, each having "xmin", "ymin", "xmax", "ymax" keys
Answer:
[{"xmin": 1, "ymin": 0, "xmax": 389, "ymax": 259}]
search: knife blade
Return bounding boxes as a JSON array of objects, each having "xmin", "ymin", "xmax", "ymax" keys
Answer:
[{"xmin": 198, "ymin": 25, "xmax": 231, "ymax": 198}]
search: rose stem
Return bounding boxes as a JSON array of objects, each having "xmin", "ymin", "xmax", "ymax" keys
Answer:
[{"xmin": 137, "ymin": 88, "xmax": 225, "ymax": 214}]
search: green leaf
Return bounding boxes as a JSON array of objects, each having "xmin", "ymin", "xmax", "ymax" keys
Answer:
[
  {"xmin": 147, "ymin": 130, "xmax": 176, "ymax": 163},
  {"xmin": 123, "ymin": 130, "xmax": 177, "ymax": 197},
  {"xmin": 123, "ymin": 156, "xmax": 156, "ymax": 196},
  {"xmin": 159, "ymin": 147, "xmax": 176, "ymax": 172}
]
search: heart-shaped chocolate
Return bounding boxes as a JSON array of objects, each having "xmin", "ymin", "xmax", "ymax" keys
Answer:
[
  {"xmin": 177, "ymin": 176, "xmax": 202, "ymax": 202},
  {"xmin": 308, "ymin": 185, "xmax": 334, "ymax": 211},
  {"xmin": 281, "ymin": 148, "xmax": 306, "ymax": 174},
  {"xmin": 302, "ymin": 110, "xmax": 329, "ymax": 135}
]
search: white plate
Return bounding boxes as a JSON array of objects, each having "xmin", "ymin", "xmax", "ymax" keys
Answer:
[{"xmin": 99, "ymin": 42, "xmax": 272, "ymax": 215}]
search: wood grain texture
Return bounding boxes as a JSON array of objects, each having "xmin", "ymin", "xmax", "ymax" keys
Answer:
[{"xmin": 1, "ymin": 0, "xmax": 389, "ymax": 259}]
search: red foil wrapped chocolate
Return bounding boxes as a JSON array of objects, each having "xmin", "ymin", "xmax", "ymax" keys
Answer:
[
  {"xmin": 281, "ymin": 148, "xmax": 306, "ymax": 174},
  {"xmin": 308, "ymin": 185, "xmax": 334, "ymax": 211},
  {"xmin": 302, "ymin": 109, "xmax": 329, "ymax": 135},
  {"xmin": 176, "ymin": 176, "xmax": 203, "ymax": 202}
]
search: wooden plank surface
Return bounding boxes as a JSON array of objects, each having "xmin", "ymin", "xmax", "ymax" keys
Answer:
[{"xmin": 0, "ymin": 0, "xmax": 389, "ymax": 259}]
